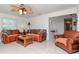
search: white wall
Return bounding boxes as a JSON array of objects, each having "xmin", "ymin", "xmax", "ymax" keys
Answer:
[
  {"xmin": 29, "ymin": 15, "xmax": 48, "ymax": 29},
  {"xmin": 49, "ymin": 16, "xmax": 64, "ymax": 34},
  {"xmin": 0, "ymin": 13, "xmax": 28, "ymax": 32},
  {"xmin": 30, "ymin": 7, "xmax": 78, "ymax": 40}
]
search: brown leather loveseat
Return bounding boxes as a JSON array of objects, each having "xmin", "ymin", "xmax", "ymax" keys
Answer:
[
  {"xmin": 1, "ymin": 29, "xmax": 20, "ymax": 44},
  {"xmin": 27, "ymin": 29, "xmax": 47, "ymax": 42}
]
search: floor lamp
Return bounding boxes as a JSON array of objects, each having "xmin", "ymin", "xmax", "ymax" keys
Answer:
[{"xmin": 28, "ymin": 22, "xmax": 31, "ymax": 33}]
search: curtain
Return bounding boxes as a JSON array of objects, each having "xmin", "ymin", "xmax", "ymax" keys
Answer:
[{"xmin": 2, "ymin": 18, "xmax": 17, "ymax": 29}]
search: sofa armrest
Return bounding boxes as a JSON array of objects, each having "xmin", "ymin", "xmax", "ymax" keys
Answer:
[
  {"xmin": 66, "ymin": 38, "xmax": 74, "ymax": 52},
  {"xmin": 2, "ymin": 33, "xmax": 8, "ymax": 38}
]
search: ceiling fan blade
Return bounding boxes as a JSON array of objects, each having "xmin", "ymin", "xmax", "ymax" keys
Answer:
[
  {"xmin": 27, "ymin": 10, "xmax": 32, "ymax": 14},
  {"xmin": 25, "ymin": 7, "xmax": 32, "ymax": 11},
  {"xmin": 11, "ymin": 8, "xmax": 20, "ymax": 12},
  {"xmin": 11, "ymin": 4, "xmax": 20, "ymax": 8},
  {"xmin": 11, "ymin": 9, "xmax": 16, "ymax": 11}
]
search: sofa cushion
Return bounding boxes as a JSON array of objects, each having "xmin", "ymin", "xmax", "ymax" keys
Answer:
[
  {"xmin": 12, "ymin": 30, "xmax": 20, "ymax": 34},
  {"xmin": 2, "ymin": 30, "xmax": 12, "ymax": 35},
  {"xmin": 64, "ymin": 31, "xmax": 79, "ymax": 39},
  {"xmin": 7, "ymin": 31, "xmax": 12, "ymax": 35},
  {"xmin": 38, "ymin": 30, "xmax": 45, "ymax": 34},
  {"xmin": 32, "ymin": 30, "xmax": 40, "ymax": 34},
  {"xmin": 28, "ymin": 29, "xmax": 46, "ymax": 34}
]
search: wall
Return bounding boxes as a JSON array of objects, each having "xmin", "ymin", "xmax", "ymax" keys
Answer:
[
  {"xmin": 49, "ymin": 16, "xmax": 64, "ymax": 34},
  {"xmin": 30, "ymin": 7, "xmax": 78, "ymax": 40},
  {"xmin": 29, "ymin": 15, "xmax": 48, "ymax": 29}
]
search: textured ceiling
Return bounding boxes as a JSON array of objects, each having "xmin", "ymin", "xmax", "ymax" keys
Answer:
[{"xmin": 0, "ymin": 4, "xmax": 78, "ymax": 18}]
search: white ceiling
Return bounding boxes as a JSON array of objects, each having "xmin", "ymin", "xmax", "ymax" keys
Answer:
[{"xmin": 0, "ymin": 4, "xmax": 78, "ymax": 17}]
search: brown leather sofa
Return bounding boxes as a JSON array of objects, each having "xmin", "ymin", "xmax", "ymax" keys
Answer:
[
  {"xmin": 27, "ymin": 29, "xmax": 47, "ymax": 42},
  {"xmin": 1, "ymin": 29, "xmax": 20, "ymax": 44},
  {"xmin": 55, "ymin": 31, "xmax": 79, "ymax": 53}
]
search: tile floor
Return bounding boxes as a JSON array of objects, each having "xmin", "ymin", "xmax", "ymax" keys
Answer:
[{"xmin": 0, "ymin": 40, "xmax": 79, "ymax": 54}]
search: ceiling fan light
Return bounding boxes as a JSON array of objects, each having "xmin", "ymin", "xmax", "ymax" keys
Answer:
[
  {"xmin": 19, "ymin": 9, "xmax": 22, "ymax": 14},
  {"xmin": 24, "ymin": 11, "xmax": 27, "ymax": 14}
]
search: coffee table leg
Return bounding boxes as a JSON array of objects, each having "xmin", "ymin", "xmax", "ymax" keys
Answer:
[{"xmin": 24, "ymin": 40, "xmax": 26, "ymax": 47}]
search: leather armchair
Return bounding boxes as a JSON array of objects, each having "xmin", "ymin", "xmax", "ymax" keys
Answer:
[{"xmin": 55, "ymin": 31, "xmax": 79, "ymax": 53}]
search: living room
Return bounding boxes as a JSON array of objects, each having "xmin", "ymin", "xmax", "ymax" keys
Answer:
[{"xmin": 0, "ymin": 4, "xmax": 79, "ymax": 54}]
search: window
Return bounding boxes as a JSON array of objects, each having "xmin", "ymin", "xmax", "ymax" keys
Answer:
[{"xmin": 2, "ymin": 18, "xmax": 17, "ymax": 29}]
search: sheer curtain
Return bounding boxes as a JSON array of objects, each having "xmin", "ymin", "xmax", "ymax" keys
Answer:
[{"xmin": 2, "ymin": 18, "xmax": 17, "ymax": 30}]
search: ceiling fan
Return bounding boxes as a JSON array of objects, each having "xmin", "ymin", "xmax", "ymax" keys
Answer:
[{"xmin": 11, "ymin": 4, "xmax": 32, "ymax": 15}]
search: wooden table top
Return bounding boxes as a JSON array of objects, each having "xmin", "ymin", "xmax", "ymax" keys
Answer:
[{"xmin": 18, "ymin": 35, "xmax": 32, "ymax": 40}]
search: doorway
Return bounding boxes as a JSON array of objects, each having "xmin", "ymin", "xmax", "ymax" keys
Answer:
[{"xmin": 64, "ymin": 18, "xmax": 72, "ymax": 31}]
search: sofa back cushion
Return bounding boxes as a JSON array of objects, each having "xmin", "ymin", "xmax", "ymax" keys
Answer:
[
  {"xmin": 31, "ymin": 29, "xmax": 40, "ymax": 34},
  {"xmin": 28, "ymin": 29, "xmax": 47, "ymax": 34},
  {"xmin": 12, "ymin": 30, "xmax": 20, "ymax": 34},
  {"xmin": 64, "ymin": 31, "xmax": 79, "ymax": 39},
  {"xmin": 2, "ymin": 29, "xmax": 20, "ymax": 35}
]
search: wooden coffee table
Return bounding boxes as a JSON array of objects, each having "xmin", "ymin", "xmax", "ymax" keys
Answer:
[{"xmin": 16, "ymin": 35, "xmax": 33, "ymax": 47}]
